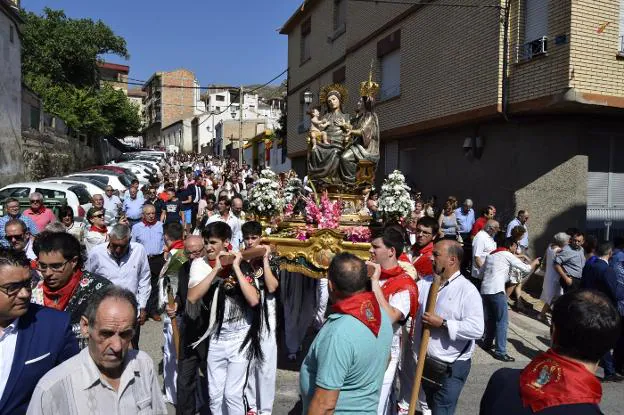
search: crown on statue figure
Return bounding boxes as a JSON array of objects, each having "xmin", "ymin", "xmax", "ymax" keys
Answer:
[{"xmin": 360, "ymin": 70, "xmax": 380, "ymax": 98}]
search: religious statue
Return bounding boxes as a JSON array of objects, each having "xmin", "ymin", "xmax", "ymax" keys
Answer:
[{"xmin": 306, "ymin": 69, "xmax": 381, "ymax": 190}]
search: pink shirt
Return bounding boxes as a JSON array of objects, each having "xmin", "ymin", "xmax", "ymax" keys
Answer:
[{"xmin": 23, "ymin": 207, "xmax": 56, "ymax": 231}]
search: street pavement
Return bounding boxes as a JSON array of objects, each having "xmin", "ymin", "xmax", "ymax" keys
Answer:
[{"xmin": 140, "ymin": 294, "xmax": 624, "ymax": 415}]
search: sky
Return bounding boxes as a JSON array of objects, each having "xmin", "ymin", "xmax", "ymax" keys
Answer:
[{"xmin": 22, "ymin": 0, "xmax": 301, "ymax": 88}]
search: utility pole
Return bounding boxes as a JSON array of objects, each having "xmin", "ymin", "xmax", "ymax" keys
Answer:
[{"xmin": 239, "ymin": 85, "xmax": 244, "ymax": 166}]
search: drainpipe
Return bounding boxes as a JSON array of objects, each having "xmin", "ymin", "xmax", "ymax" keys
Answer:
[{"xmin": 500, "ymin": 0, "xmax": 511, "ymax": 121}]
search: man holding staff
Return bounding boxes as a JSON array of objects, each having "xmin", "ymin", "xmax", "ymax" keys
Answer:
[{"xmin": 409, "ymin": 240, "xmax": 484, "ymax": 415}]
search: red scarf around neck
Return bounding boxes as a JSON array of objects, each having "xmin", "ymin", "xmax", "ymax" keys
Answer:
[
  {"xmin": 379, "ymin": 265, "xmax": 419, "ymax": 323},
  {"xmin": 520, "ymin": 348, "xmax": 602, "ymax": 412},
  {"xmin": 169, "ymin": 240, "xmax": 184, "ymax": 250},
  {"xmin": 43, "ymin": 269, "xmax": 83, "ymax": 311},
  {"xmin": 331, "ymin": 291, "xmax": 382, "ymax": 336},
  {"xmin": 90, "ymin": 225, "xmax": 108, "ymax": 234},
  {"xmin": 142, "ymin": 219, "xmax": 158, "ymax": 227}
]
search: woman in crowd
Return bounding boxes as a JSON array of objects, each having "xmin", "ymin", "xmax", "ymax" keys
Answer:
[
  {"xmin": 84, "ymin": 207, "xmax": 108, "ymax": 253},
  {"xmin": 506, "ymin": 225, "xmax": 533, "ymax": 312},
  {"xmin": 58, "ymin": 206, "xmax": 85, "ymax": 246},
  {"xmin": 438, "ymin": 199, "xmax": 459, "ymax": 240},
  {"xmin": 537, "ymin": 232, "xmax": 570, "ymax": 323}
]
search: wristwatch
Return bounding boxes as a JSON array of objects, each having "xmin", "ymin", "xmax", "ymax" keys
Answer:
[{"xmin": 441, "ymin": 319, "xmax": 448, "ymax": 330}]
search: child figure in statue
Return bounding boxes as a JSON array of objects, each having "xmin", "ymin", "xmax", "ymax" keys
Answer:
[{"xmin": 308, "ymin": 107, "xmax": 330, "ymax": 149}]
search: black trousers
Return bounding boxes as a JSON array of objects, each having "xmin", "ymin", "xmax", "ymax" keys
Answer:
[
  {"xmin": 147, "ymin": 254, "xmax": 166, "ymax": 315},
  {"xmin": 177, "ymin": 318, "xmax": 208, "ymax": 415}
]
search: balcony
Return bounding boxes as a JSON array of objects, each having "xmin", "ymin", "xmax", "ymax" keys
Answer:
[{"xmin": 517, "ymin": 36, "xmax": 548, "ymax": 62}]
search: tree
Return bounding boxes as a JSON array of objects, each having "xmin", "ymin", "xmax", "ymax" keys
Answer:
[{"xmin": 20, "ymin": 8, "xmax": 141, "ymax": 138}]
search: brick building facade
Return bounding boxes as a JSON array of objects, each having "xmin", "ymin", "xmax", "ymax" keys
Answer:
[{"xmin": 281, "ymin": 0, "xmax": 624, "ymax": 254}]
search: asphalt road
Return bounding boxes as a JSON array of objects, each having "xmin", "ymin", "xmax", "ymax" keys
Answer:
[{"xmin": 140, "ymin": 304, "xmax": 624, "ymax": 415}]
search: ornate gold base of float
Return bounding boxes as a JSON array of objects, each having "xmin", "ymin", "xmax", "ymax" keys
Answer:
[{"xmin": 265, "ymin": 228, "xmax": 371, "ymax": 279}]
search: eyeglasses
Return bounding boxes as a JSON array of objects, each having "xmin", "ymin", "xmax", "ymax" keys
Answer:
[
  {"xmin": 30, "ymin": 200, "xmax": 42, "ymax": 204},
  {"xmin": 5, "ymin": 234, "xmax": 25, "ymax": 242},
  {"xmin": 91, "ymin": 214, "xmax": 104, "ymax": 219},
  {"xmin": 37, "ymin": 259, "xmax": 71, "ymax": 272},
  {"xmin": 0, "ymin": 279, "xmax": 33, "ymax": 296}
]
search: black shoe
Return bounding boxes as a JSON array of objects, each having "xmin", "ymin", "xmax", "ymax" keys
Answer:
[
  {"xmin": 492, "ymin": 353, "xmax": 516, "ymax": 362},
  {"xmin": 477, "ymin": 339, "xmax": 494, "ymax": 351},
  {"xmin": 602, "ymin": 374, "xmax": 624, "ymax": 383}
]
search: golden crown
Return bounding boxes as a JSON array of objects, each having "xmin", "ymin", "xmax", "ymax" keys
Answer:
[{"xmin": 360, "ymin": 65, "xmax": 379, "ymax": 98}]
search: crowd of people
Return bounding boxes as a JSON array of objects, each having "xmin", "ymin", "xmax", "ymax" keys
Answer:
[{"xmin": 0, "ymin": 152, "xmax": 622, "ymax": 415}]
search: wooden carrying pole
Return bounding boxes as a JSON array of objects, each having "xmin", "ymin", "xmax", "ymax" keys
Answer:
[
  {"xmin": 167, "ymin": 286, "xmax": 181, "ymax": 358},
  {"xmin": 408, "ymin": 274, "xmax": 442, "ymax": 415}
]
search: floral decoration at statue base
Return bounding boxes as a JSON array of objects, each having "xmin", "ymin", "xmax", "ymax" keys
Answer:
[
  {"xmin": 247, "ymin": 168, "xmax": 284, "ymax": 233},
  {"xmin": 377, "ymin": 170, "xmax": 415, "ymax": 224}
]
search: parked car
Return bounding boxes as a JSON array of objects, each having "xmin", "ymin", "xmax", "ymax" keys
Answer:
[
  {"xmin": 42, "ymin": 178, "xmax": 106, "ymax": 197},
  {"xmin": 65, "ymin": 173, "xmax": 128, "ymax": 194},
  {"xmin": 83, "ymin": 165, "xmax": 139, "ymax": 182},
  {"xmin": 109, "ymin": 163, "xmax": 152, "ymax": 182},
  {"xmin": 0, "ymin": 182, "xmax": 89, "ymax": 218}
]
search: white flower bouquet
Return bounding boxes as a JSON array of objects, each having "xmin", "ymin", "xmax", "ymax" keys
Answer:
[
  {"xmin": 248, "ymin": 168, "xmax": 284, "ymax": 217},
  {"xmin": 377, "ymin": 170, "xmax": 415, "ymax": 223}
]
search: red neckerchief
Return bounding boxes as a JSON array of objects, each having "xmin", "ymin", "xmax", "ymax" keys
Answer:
[
  {"xmin": 331, "ymin": 291, "xmax": 382, "ymax": 336},
  {"xmin": 379, "ymin": 265, "xmax": 419, "ymax": 324},
  {"xmin": 520, "ymin": 349, "xmax": 602, "ymax": 412},
  {"xmin": 490, "ymin": 247, "xmax": 508, "ymax": 255},
  {"xmin": 398, "ymin": 252, "xmax": 411, "ymax": 263},
  {"xmin": 43, "ymin": 269, "xmax": 83, "ymax": 311},
  {"xmin": 89, "ymin": 225, "xmax": 108, "ymax": 234},
  {"xmin": 169, "ymin": 240, "xmax": 184, "ymax": 250},
  {"xmin": 142, "ymin": 219, "xmax": 158, "ymax": 227}
]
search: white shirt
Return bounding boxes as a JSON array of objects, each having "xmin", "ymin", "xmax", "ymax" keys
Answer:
[
  {"xmin": 207, "ymin": 212, "xmax": 243, "ymax": 252},
  {"xmin": 472, "ymin": 230, "xmax": 496, "ymax": 279},
  {"xmin": 412, "ymin": 272, "xmax": 484, "ymax": 363},
  {"xmin": 0, "ymin": 318, "xmax": 19, "ymax": 399},
  {"xmin": 85, "ymin": 242, "xmax": 152, "ymax": 309},
  {"xmin": 103, "ymin": 194, "xmax": 122, "ymax": 216},
  {"xmin": 379, "ymin": 280, "xmax": 411, "ymax": 360},
  {"xmin": 506, "ymin": 218, "xmax": 529, "ymax": 249},
  {"xmin": 84, "ymin": 230, "xmax": 108, "ymax": 254},
  {"xmin": 480, "ymin": 250, "xmax": 532, "ymax": 295}
]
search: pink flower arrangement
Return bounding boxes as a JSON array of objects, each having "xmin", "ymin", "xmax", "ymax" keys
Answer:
[
  {"xmin": 305, "ymin": 194, "xmax": 341, "ymax": 229},
  {"xmin": 283, "ymin": 203, "xmax": 294, "ymax": 218},
  {"xmin": 344, "ymin": 226, "xmax": 371, "ymax": 243}
]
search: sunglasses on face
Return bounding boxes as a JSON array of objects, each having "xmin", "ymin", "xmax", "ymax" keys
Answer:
[
  {"xmin": 91, "ymin": 214, "xmax": 104, "ymax": 219},
  {"xmin": 5, "ymin": 234, "xmax": 25, "ymax": 242},
  {"xmin": 0, "ymin": 279, "xmax": 32, "ymax": 297},
  {"xmin": 30, "ymin": 200, "xmax": 42, "ymax": 204}
]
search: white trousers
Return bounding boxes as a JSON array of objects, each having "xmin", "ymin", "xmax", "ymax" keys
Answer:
[
  {"xmin": 207, "ymin": 336, "xmax": 249, "ymax": 415},
  {"xmin": 378, "ymin": 353, "xmax": 399, "ymax": 415},
  {"xmin": 244, "ymin": 329, "xmax": 277, "ymax": 414},
  {"xmin": 314, "ymin": 278, "xmax": 329, "ymax": 330},
  {"xmin": 163, "ymin": 315, "xmax": 178, "ymax": 405}
]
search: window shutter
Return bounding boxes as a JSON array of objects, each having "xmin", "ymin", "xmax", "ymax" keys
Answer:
[
  {"xmin": 587, "ymin": 172, "xmax": 609, "ymax": 207},
  {"xmin": 525, "ymin": 0, "xmax": 549, "ymax": 42},
  {"xmin": 380, "ymin": 50, "xmax": 400, "ymax": 100}
]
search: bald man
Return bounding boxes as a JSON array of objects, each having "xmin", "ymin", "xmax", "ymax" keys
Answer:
[{"xmin": 165, "ymin": 235, "xmax": 209, "ymax": 413}]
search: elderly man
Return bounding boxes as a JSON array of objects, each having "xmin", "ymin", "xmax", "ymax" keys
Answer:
[
  {"xmin": 554, "ymin": 231, "xmax": 586, "ymax": 293},
  {"xmin": 300, "ymin": 253, "xmax": 393, "ymax": 414},
  {"xmin": 455, "ymin": 199, "xmax": 476, "ymax": 243},
  {"xmin": 26, "ymin": 286, "xmax": 167, "ymax": 414},
  {"xmin": 22, "ymin": 193, "xmax": 56, "ymax": 232},
  {"xmin": 122, "ymin": 187, "xmax": 145, "ymax": 228},
  {"xmin": 0, "ymin": 248, "xmax": 78, "ymax": 415},
  {"xmin": 85, "ymin": 224, "xmax": 151, "ymax": 348},
  {"xmin": 102, "ymin": 186, "xmax": 122, "ymax": 218},
  {"xmin": 0, "ymin": 198, "xmax": 38, "ymax": 248},
  {"xmin": 231, "ymin": 195, "xmax": 245, "ymax": 222},
  {"xmin": 131, "ymin": 204, "xmax": 165, "ymax": 322},
  {"xmin": 506, "ymin": 210, "xmax": 530, "ymax": 252},
  {"xmin": 411, "ymin": 240, "xmax": 484, "ymax": 414},
  {"xmin": 90, "ymin": 193, "xmax": 117, "ymax": 227},
  {"xmin": 472, "ymin": 219, "xmax": 499, "ymax": 287}
]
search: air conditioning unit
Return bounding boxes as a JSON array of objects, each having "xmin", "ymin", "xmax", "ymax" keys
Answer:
[{"xmin": 520, "ymin": 36, "xmax": 548, "ymax": 61}]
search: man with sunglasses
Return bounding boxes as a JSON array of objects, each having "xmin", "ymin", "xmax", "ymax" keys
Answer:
[
  {"xmin": 22, "ymin": 193, "xmax": 56, "ymax": 233},
  {"xmin": 4, "ymin": 219, "xmax": 36, "ymax": 261},
  {"xmin": 0, "ymin": 198, "xmax": 38, "ymax": 248},
  {"xmin": 31, "ymin": 231, "xmax": 111, "ymax": 349},
  {"xmin": 0, "ymin": 248, "xmax": 78, "ymax": 415},
  {"xmin": 85, "ymin": 224, "xmax": 151, "ymax": 349}
]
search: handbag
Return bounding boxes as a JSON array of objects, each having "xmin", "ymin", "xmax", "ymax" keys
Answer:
[{"xmin": 422, "ymin": 341, "xmax": 471, "ymax": 390}]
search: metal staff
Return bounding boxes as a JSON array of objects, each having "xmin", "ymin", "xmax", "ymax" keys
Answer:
[
  {"xmin": 408, "ymin": 274, "xmax": 441, "ymax": 415},
  {"xmin": 167, "ymin": 285, "xmax": 181, "ymax": 358}
]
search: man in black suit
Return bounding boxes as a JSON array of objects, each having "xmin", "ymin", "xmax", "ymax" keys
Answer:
[
  {"xmin": 187, "ymin": 176, "xmax": 205, "ymax": 230},
  {"xmin": 0, "ymin": 248, "xmax": 78, "ymax": 415},
  {"xmin": 480, "ymin": 290, "xmax": 621, "ymax": 415},
  {"xmin": 165, "ymin": 235, "xmax": 209, "ymax": 415}
]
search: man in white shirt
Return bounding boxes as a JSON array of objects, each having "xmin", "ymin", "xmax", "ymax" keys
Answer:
[
  {"xmin": 505, "ymin": 210, "xmax": 529, "ymax": 252},
  {"xmin": 207, "ymin": 196, "xmax": 242, "ymax": 251},
  {"xmin": 471, "ymin": 220, "xmax": 499, "ymax": 286},
  {"xmin": 411, "ymin": 240, "xmax": 484, "ymax": 414},
  {"xmin": 102, "ymin": 187, "xmax": 122, "ymax": 219},
  {"xmin": 479, "ymin": 237, "xmax": 540, "ymax": 362},
  {"xmin": 85, "ymin": 224, "xmax": 151, "ymax": 348},
  {"xmin": 27, "ymin": 286, "xmax": 166, "ymax": 415}
]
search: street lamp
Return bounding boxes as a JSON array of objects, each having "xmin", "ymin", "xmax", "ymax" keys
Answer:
[
  {"xmin": 230, "ymin": 106, "xmax": 237, "ymax": 119},
  {"xmin": 304, "ymin": 90, "xmax": 313, "ymax": 105}
]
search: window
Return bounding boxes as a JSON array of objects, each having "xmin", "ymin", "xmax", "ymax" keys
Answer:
[
  {"xmin": 68, "ymin": 186, "xmax": 91, "ymax": 205},
  {"xmin": 216, "ymin": 95, "xmax": 225, "ymax": 102},
  {"xmin": 333, "ymin": 66, "xmax": 346, "ymax": 84},
  {"xmin": 521, "ymin": 0, "xmax": 549, "ymax": 60},
  {"xmin": 334, "ymin": 0, "xmax": 347, "ymax": 31},
  {"xmin": 378, "ymin": 30, "xmax": 401, "ymax": 100},
  {"xmin": 35, "ymin": 188, "xmax": 66, "ymax": 199},
  {"xmin": 216, "ymin": 106, "xmax": 221, "ymax": 111},
  {"xmin": 300, "ymin": 18, "xmax": 311, "ymax": 64}
]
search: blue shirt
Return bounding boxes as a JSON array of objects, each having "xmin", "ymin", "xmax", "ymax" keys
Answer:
[
  {"xmin": 131, "ymin": 221, "xmax": 164, "ymax": 256},
  {"xmin": 454, "ymin": 208, "xmax": 475, "ymax": 234},
  {"xmin": 0, "ymin": 214, "xmax": 39, "ymax": 248},
  {"xmin": 122, "ymin": 197, "xmax": 144, "ymax": 220},
  {"xmin": 300, "ymin": 308, "xmax": 393, "ymax": 414}
]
